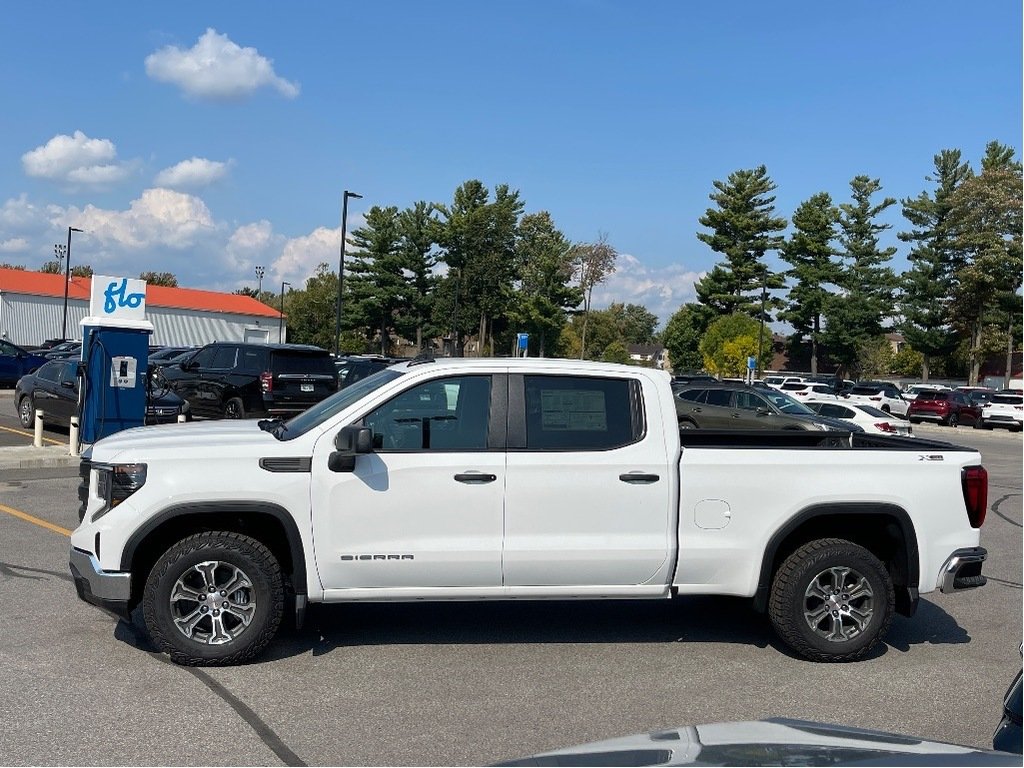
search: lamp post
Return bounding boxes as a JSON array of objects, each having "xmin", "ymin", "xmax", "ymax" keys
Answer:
[
  {"xmin": 61, "ymin": 227, "xmax": 84, "ymax": 341},
  {"xmin": 756, "ymin": 267, "xmax": 768, "ymax": 380},
  {"xmin": 279, "ymin": 281, "xmax": 290, "ymax": 343},
  {"xmin": 334, "ymin": 190, "xmax": 363, "ymax": 356},
  {"xmin": 255, "ymin": 265, "xmax": 265, "ymax": 297}
]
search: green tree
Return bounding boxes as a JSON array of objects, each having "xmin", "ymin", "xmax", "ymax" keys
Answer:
[
  {"xmin": 779, "ymin": 192, "xmax": 839, "ymax": 374},
  {"xmin": 0, "ymin": 263, "xmax": 26, "ymax": 270},
  {"xmin": 891, "ymin": 345, "xmax": 925, "ymax": 377},
  {"xmin": 694, "ymin": 166, "xmax": 788, "ymax": 319},
  {"xmin": 857, "ymin": 337, "xmax": 895, "ymax": 378},
  {"xmin": 822, "ymin": 176, "xmax": 898, "ymax": 376},
  {"xmin": 508, "ymin": 211, "xmax": 582, "ymax": 356},
  {"xmin": 699, "ymin": 313, "xmax": 771, "ymax": 377},
  {"xmin": 285, "ymin": 264, "xmax": 339, "ymax": 349},
  {"xmin": 945, "ymin": 142, "xmax": 1023, "ymax": 385},
  {"xmin": 571, "ymin": 233, "xmax": 618, "ymax": 358},
  {"xmin": 608, "ymin": 302, "xmax": 658, "ymax": 345},
  {"xmin": 436, "ymin": 180, "xmax": 523, "ymax": 356},
  {"xmin": 562, "ymin": 308, "xmax": 622, "ymax": 361},
  {"xmin": 601, "ymin": 340, "xmax": 632, "ymax": 365},
  {"xmin": 140, "ymin": 271, "xmax": 178, "ymax": 287},
  {"xmin": 346, "ymin": 205, "xmax": 407, "ymax": 355},
  {"xmin": 40, "ymin": 260, "xmax": 61, "ymax": 273},
  {"xmin": 396, "ymin": 201, "xmax": 441, "ymax": 352},
  {"xmin": 898, "ymin": 149, "xmax": 971, "ymax": 381},
  {"xmin": 661, "ymin": 303, "xmax": 710, "ymax": 372}
]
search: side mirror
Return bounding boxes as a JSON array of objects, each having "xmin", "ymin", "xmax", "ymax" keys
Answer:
[{"xmin": 329, "ymin": 426, "xmax": 373, "ymax": 472}]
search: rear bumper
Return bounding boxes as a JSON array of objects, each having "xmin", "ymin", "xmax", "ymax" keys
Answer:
[
  {"xmin": 69, "ymin": 547, "xmax": 132, "ymax": 619},
  {"xmin": 938, "ymin": 546, "xmax": 988, "ymax": 593}
]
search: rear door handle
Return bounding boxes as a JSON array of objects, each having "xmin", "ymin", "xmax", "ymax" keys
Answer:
[
  {"xmin": 454, "ymin": 473, "xmax": 497, "ymax": 484},
  {"xmin": 619, "ymin": 473, "xmax": 660, "ymax": 484}
]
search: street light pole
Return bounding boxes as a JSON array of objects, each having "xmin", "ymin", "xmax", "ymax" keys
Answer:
[
  {"xmin": 62, "ymin": 227, "xmax": 84, "ymax": 341},
  {"xmin": 334, "ymin": 190, "xmax": 363, "ymax": 356},
  {"xmin": 255, "ymin": 265, "xmax": 265, "ymax": 297},
  {"xmin": 279, "ymin": 281, "xmax": 290, "ymax": 343},
  {"xmin": 756, "ymin": 268, "xmax": 768, "ymax": 380}
]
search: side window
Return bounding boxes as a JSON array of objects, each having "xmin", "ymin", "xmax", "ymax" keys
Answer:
[
  {"xmin": 363, "ymin": 375, "xmax": 491, "ymax": 452},
  {"xmin": 59, "ymin": 361, "xmax": 78, "ymax": 385},
  {"xmin": 524, "ymin": 376, "xmax": 639, "ymax": 451},
  {"xmin": 704, "ymin": 389, "xmax": 732, "ymax": 407},
  {"xmin": 209, "ymin": 346, "xmax": 238, "ymax": 370},
  {"xmin": 36, "ymin": 361, "xmax": 62, "ymax": 382},
  {"xmin": 237, "ymin": 347, "xmax": 266, "ymax": 373},
  {"xmin": 189, "ymin": 347, "xmax": 217, "ymax": 369},
  {"xmin": 819, "ymin": 404, "xmax": 850, "ymax": 418},
  {"xmin": 735, "ymin": 391, "xmax": 768, "ymax": 410},
  {"xmin": 677, "ymin": 388, "xmax": 707, "ymax": 403},
  {"xmin": 0, "ymin": 340, "xmax": 20, "ymax": 356}
]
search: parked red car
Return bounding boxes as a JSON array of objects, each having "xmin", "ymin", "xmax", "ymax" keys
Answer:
[{"xmin": 907, "ymin": 389, "xmax": 982, "ymax": 427}]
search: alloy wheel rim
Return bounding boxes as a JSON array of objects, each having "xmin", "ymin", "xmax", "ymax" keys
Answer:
[
  {"xmin": 802, "ymin": 565, "xmax": 874, "ymax": 643},
  {"xmin": 169, "ymin": 560, "xmax": 257, "ymax": 645}
]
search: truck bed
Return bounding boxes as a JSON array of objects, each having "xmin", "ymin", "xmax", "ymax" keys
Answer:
[{"xmin": 678, "ymin": 429, "xmax": 974, "ymax": 451}]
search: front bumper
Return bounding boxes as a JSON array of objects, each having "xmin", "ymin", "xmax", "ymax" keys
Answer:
[
  {"xmin": 938, "ymin": 546, "xmax": 988, "ymax": 593},
  {"xmin": 69, "ymin": 547, "xmax": 133, "ymax": 619}
]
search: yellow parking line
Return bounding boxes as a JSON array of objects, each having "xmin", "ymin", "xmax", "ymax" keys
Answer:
[
  {"xmin": 0, "ymin": 502, "xmax": 73, "ymax": 537},
  {"xmin": 0, "ymin": 424, "xmax": 63, "ymax": 445}
]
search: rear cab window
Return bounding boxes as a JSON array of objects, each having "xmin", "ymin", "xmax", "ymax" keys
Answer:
[{"xmin": 522, "ymin": 375, "xmax": 642, "ymax": 451}]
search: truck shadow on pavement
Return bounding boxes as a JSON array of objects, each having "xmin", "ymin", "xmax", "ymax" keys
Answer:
[{"xmin": 250, "ymin": 594, "xmax": 970, "ymax": 664}]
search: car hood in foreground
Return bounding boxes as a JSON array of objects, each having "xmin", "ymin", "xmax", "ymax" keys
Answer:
[
  {"xmin": 495, "ymin": 718, "xmax": 1018, "ymax": 766},
  {"xmin": 86, "ymin": 419, "xmax": 280, "ymax": 463}
]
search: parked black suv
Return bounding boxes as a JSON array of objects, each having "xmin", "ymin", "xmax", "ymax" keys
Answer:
[{"xmin": 159, "ymin": 343, "xmax": 338, "ymax": 419}]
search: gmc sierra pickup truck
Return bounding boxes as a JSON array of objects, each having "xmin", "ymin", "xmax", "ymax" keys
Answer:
[{"xmin": 69, "ymin": 358, "xmax": 989, "ymax": 666}]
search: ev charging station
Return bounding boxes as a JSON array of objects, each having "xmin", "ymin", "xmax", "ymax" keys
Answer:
[{"xmin": 79, "ymin": 275, "xmax": 152, "ymax": 445}]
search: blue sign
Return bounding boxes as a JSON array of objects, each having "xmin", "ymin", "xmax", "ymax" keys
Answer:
[
  {"xmin": 517, "ymin": 333, "xmax": 529, "ymax": 351},
  {"xmin": 747, "ymin": 355, "xmax": 756, "ymax": 370},
  {"xmin": 89, "ymin": 274, "xmax": 147, "ymax": 322},
  {"xmin": 103, "ymin": 279, "xmax": 145, "ymax": 313}
]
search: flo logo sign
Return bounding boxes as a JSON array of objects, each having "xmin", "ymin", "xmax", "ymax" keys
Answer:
[{"xmin": 89, "ymin": 275, "xmax": 147, "ymax": 321}]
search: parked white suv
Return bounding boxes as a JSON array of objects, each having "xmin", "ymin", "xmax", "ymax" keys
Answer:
[
  {"xmin": 843, "ymin": 382, "xmax": 910, "ymax": 417},
  {"xmin": 978, "ymin": 392, "xmax": 1023, "ymax": 431}
]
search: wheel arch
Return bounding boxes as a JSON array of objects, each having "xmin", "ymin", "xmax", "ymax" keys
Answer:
[
  {"xmin": 121, "ymin": 502, "xmax": 307, "ymax": 607},
  {"xmin": 752, "ymin": 502, "xmax": 919, "ymax": 617}
]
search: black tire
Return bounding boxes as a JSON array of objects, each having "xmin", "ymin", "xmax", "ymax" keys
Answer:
[
  {"xmin": 768, "ymin": 538, "xmax": 894, "ymax": 662},
  {"xmin": 946, "ymin": 412, "xmax": 959, "ymax": 428},
  {"xmin": 143, "ymin": 531, "xmax": 284, "ymax": 666},
  {"xmin": 17, "ymin": 395, "xmax": 34, "ymax": 428},
  {"xmin": 223, "ymin": 397, "xmax": 245, "ymax": 419}
]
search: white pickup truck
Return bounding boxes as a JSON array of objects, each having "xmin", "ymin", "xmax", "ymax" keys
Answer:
[{"xmin": 69, "ymin": 358, "xmax": 990, "ymax": 666}]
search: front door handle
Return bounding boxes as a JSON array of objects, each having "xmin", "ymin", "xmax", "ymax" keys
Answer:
[
  {"xmin": 619, "ymin": 473, "xmax": 660, "ymax": 484},
  {"xmin": 454, "ymin": 473, "xmax": 497, "ymax": 484}
]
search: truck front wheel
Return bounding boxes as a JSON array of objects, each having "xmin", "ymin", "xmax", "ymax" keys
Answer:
[
  {"xmin": 768, "ymin": 538, "xmax": 894, "ymax": 662},
  {"xmin": 142, "ymin": 531, "xmax": 284, "ymax": 665}
]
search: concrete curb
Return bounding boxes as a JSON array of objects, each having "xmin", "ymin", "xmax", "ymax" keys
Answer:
[{"xmin": 0, "ymin": 445, "xmax": 80, "ymax": 470}]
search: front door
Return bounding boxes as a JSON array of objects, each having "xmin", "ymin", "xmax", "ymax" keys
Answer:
[
  {"xmin": 502, "ymin": 373, "xmax": 673, "ymax": 587},
  {"xmin": 311, "ymin": 373, "xmax": 506, "ymax": 591}
]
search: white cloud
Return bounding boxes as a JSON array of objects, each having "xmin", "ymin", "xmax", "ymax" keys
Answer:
[
  {"xmin": 155, "ymin": 157, "xmax": 231, "ymax": 188},
  {"xmin": 590, "ymin": 253, "xmax": 705, "ymax": 326},
  {"xmin": 0, "ymin": 237, "xmax": 29, "ymax": 253},
  {"xmin": 68, "ymin": 188, "xmax": 216, "ymax": 250},
  {"xmin": 145, "ymin": 28, "xmax": 300, "ymax": 102},
  {"xmin": 272, "ymin": 226, "xmax": 341, "ymax": 287},
  {"xmin": 21, "ymin": 131, "xmax": 132, "ymax": 185}
]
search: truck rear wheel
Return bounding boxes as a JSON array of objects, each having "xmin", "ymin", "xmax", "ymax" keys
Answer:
[
  {"xmin": 768, "ymin": 538, "xmax": 893, "ymax": 662},
  {"xmin": 143, "ymin": 531, "xmax": 284, "ymax": 666}
]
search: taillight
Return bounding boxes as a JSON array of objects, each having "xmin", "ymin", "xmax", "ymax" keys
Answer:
[
  {"xmin": 962, "ymin": 466, "xmax": 988, "ymax": 528},
  {"xmin": 260, "ymin": 371, "xmax": 273, "ymax": 392},
  {"xmin": 875, "ymin": 422, "xmax": 896, "ymax": 433}
]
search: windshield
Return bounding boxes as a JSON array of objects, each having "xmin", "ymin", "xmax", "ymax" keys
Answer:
[
  {"xmin": 764, "ymin": 389, "xmax": 815, "ymax": 415},
  {"xmin": 278, "ymin": 368, "xmax": 404, "ymax": 439}
]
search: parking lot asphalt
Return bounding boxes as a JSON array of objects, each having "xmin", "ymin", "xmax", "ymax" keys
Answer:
[{"xmin": 0, "ymin": 393, "xmax": 1020, "ymax": 765}]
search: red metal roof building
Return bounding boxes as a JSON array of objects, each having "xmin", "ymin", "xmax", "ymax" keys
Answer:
[{"xmin": 0, "ymin": 267, "xmax": 283, "ymax": 347}]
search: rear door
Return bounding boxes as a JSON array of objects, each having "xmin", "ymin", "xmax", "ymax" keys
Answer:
[{"xmin": 502, "ymin": 373, "xmax": 673, "ymax": 587}]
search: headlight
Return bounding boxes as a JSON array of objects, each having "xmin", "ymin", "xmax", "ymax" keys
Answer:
[{"xmin": 92, "ymin": 463, "xmax": 147, "ymax": 522}]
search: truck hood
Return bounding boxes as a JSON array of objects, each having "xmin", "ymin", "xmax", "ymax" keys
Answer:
[{"xmin": 87, "ymin": 420, "xmax": 282, "ymax": 463}]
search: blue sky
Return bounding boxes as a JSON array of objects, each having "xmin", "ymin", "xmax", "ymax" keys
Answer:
[{"xmin": 0, "ymin": 2, "xmax": 1020, "ymax": 323}]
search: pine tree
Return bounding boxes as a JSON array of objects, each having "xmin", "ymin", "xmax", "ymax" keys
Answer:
[
  {"xmin": 822, "ymin": 176, "xmax": 898, "ymax": 376},
  {"xmin": 898, "ymin": 149, "xmax": 971, "ymax": 381},
  {"xmin": 779, "ymin": 192, "xmax": 839, "ymax": 375},
  {"xmin": 346, "ymin": 206, "xmax": 408, "ymax": 355},
  {"xmin": 694, "ymin": 166, "xmax": 788, "ymax": 319},
  {"xmin": 396, "ymin": 201, "xmax": 441, "ymax": 352}
]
